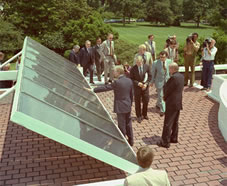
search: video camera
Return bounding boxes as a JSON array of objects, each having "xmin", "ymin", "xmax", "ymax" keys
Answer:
[{"xmin": 202, "ymin": 38, "xmax": 212, "ymax": 48}]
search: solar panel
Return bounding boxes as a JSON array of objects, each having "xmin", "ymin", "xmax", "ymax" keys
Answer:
[{"xmin": 10, "ymin": 37, "xmax": 139, "ymax": 174}]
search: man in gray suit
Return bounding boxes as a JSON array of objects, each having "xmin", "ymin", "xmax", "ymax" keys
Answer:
[
  {"xmin": 151, "ymin": 51, "xmax": 171, "ymax": 116},
  {"xmin": 100, "ymin": 33, "xmax": 116, "ymax": 84},
  {"xmin": 93, "ymin": 66, "xmax": 134, "ymax": 146},
  {"xmin": 133, "ymin": 44, "xmax": 153, "ymax": 70},
  {"xmin": 145, "ymin": 34, "xmax": 156, "ymax": 61}
]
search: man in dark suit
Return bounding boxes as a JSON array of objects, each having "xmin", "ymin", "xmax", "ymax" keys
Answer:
[
  {"xmin": 157, "ymin": 62, "xmax": 184, "ymax": 148},
  {"xmin": 93, "ymin": 37, "xmax": 104, "ymax": 81},
  {"xmin": 69, "ymin": 45, "xmax": 80, "ymax": 66},
  {"xmin": 93, "ymin": 66, "xmax": 134, "ymax": 146},
  {"xmin": 130, "ymin": 56, "xmax": 152, "ymax": 123},
  {"xmin": 79, "ymin": 40, "xmax": 95, "ymax": 84}
]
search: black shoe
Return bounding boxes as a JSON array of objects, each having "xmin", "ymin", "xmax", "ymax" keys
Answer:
[
  {"xmin": 90, "ymin": 81, "xmax": 95, "ymax": 84},
  {"xmin": 128, "ymin": 139, "xmax": 134, "ymax": 146},
  {"xmin": 137, "ymin": 117, "xmax": 142, "ymax": 123},
  {"xmin": 160, "ymin": 112, "xmax": 165, "ymax": 117},
  {"xmin": 170, "ymin": 139, "xmax": 178, "ymax": 143},
  {"xmin": 201, "ymin": 87, "xmax": 207, "ymax": 90},
  {"xmin": 157, "ymin": 141, "xmax": 170, "ymax": 148},
  {"xmin": 184, "ymin": 84, "xmax": 188, "ymax": 86},
  {"xmin": 108, "ymin": 80, "xmax": 112, "ymax": 83},
  {"xmin": 143, "ymin": 116, "xmax": 149, "ymax": 120}
]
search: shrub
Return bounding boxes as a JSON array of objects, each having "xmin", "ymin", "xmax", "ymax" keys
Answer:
[{"xmin": 114, "ymin": 39, "xmax": 138, "ymax": 66}]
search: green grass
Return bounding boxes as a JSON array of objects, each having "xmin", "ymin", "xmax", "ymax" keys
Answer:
[{"xmin": 111, "ymin": 22, "xmax": 216, "ymax": 53}]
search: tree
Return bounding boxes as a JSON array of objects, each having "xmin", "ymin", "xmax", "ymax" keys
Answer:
[
  {"xmin": 0, "ymin": 18, "xmax": 23, "ymax": 51},
  {"xmin": 1, "ymin": 0, "xmax": 117, "ymax": 54},
  {"xmin": 169, "ymin": 0, "xmax": 182, "ymax": 26},
  {"xmin": 146, "ymin": 0, "xmax": 174, "ymax": 26},
  {"xmin": 106, "ymin": 0, "xmax": 145, "ymax": 26},
  {"xmin": 182, "ymin": 0, "xmax": 209, "ymax": 27}
]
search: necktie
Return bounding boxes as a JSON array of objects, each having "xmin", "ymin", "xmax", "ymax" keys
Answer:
[
  {"xmin": 142, "ymin": 54, "xmax": 146, "ymax": 64},
  {"xmin": 140, "ymin": 66, "xmax": 143, "ymax": 78},
  {"xmin": 110, "ymin": 41, "xmax": 113, "ymax": 56},
  {"xmin": 163, "ymin": 61, "xmax": 166, "ymax": 71},
  {"xmin": 151, "ymin": 41, "xmax": 154, "ymax": 55}
]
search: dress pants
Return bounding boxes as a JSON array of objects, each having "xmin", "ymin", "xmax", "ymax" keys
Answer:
[
  {"xmin": 104, "ymin": 56, "xmax": 115, "ymax": 83},
  {"xmin": 134, "ymin": 89, "xmax": 149, "ymax": 118},
  {"xmin": 95, "ymin": 59, "xmax": 104, "ymax": 80},
  {"xmin": 161, "ymin": 109, "xmax": 180, "ymax": 145},
  {"xmin": 201, "ymin": 60, "xmax": 214, "ymax": 88},
  {"xmin": 184, "ymin": 54, "xmax": 196, "ymax": 86},
  {"xmin": 83, "ymin": 63, "xmax": 94, "ymax": 83},
  {"xmin": 156, "ymin": 88, "xmax": 165, "ymax": 113},
  {"xmin": 117, "ymin": 112, "xmax": 133, "ymax": 145}
]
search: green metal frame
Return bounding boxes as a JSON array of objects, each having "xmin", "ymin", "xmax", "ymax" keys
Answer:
[{"xmin": 10, "ymin": 37, "xmax": 140, "ymax": 174}]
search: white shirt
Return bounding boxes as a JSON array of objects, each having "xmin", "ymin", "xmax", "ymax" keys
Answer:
[{"xmin": 203, "ymin": 46, "xmax": 217, "ymax": 61}]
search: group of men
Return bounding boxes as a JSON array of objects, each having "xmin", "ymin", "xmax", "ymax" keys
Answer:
[{"xmin": 69, "ymin": 33, "xmax": 116, "ymax": 85}]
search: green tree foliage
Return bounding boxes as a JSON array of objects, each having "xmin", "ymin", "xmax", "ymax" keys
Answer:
[
  {"xmin": 106, "ymin": 0, "xmax": 145, "ymax": 26},
  {"xmin": 169, "ymin": 0, "xmax": 182, "ymax": 26},
  {"xmin": 1, "ymin": 0, "xmax": 116, "ymax": 54},
  {"xmin": 146, "ymin": 0, "xmax": 174, "ymax": 26},
  {"xmin": 182, "ymin": 0, "xmax": 210, "ymax": 27},
  {"xmin": 0, "ymin": 18, "xmax": 23, "ymax": 51}
]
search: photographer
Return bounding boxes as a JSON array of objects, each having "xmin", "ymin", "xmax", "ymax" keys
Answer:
[
  {"xmin": 183, "ymin": 33, "xmax": 200, "ymax": 87},
  {"xmin": 201, "ymin": 38, "xmax": 217, "ymax": 91}
]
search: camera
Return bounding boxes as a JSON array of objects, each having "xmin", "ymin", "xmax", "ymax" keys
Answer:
[
  {"xmin": 186, "ymin": 35, "xmax": 193, "ymax": 43},
  {"xmin": 203, "ymin": 38, "xmax": 212, "ymax": 48}
]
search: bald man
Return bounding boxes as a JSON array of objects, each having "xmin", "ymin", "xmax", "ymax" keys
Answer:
[{"xmin": 157, "ymin": 62, "xmax": 184, "ymax": 148}]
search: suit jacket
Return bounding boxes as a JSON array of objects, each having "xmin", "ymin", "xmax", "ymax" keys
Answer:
[
  {"xmin": 145, "ymin": 40, "xmax": 156, "ymax": 58},
  {"xmin": 94, "ymin": 75, "xmax": 133, "ymax": 114},
  {"xmin": 79, "ymin": 47, "xmax": 94, "ymax": 67},
  {"xmin": 164, "ymin": 72, "xmax": 184, "ymax": 111},
  {"xmin": 93, "ymin": 44, "xmax": 103, "ymax": 63},
  {"xmin": 164, "ymin": 47, "xmax": 178, "ymax": 62},
  {"xmin": 130, "ymin": 64, "xmax": 151, "ymax": 93},
  {"xmin": 133, "ymin": 52, "xmax": 153, "ymax": 69},
  {"xmin": 124, "ymin": 168, "xmax": 170, "ymax": 186},
  {"xmin": 69, "ymin": 50, "xmax": 80, "ymax": 65},
  {"xmin": 100, "ymin": 40, "xmax": 115, "ymax": 59},
  {"xmin": 151, "ymin": 59, "xmax": 171, "ymax": 89}
]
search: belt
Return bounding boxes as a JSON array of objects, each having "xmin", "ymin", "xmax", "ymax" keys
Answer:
[{"xmin": 203, "ymin": 60, "xmax": 214, "ymax": 62}]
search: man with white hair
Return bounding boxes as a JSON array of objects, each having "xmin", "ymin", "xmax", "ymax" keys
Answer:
[
  {"xmin": 157, "ymin": 62, "xmax": 184, "ymax": 148},
  {"xmin": 69, "ymin": 45, "xmax": 80, "ymax": 66},
  {"xmin": 201, "ymin": 38, "xmax": 217, "ymax": 91},
  {"xmin": 100, "ymin": 33, "xmax": 116, "ymax": 85},
  {"xmin": 134, "ymin": 44, "xmax": 153, "ymax": 70},
  {"xmin": 93, "ymin": 66, "xmax": 134, "ymax": 146},
  {"xmin": 130, "ymin": 55, "xmax": 152, "ymax": 123}
]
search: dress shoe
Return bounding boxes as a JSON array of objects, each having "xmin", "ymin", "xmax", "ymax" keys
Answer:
[
  {"xmin": 170, "ymin": 139, "xmax": 178, "ymax": 143},
  {"xmin": 184, "ymin": 83, "xmax": 188, "ymax": 86},
  {"xmin": 160, "ymin": 112, "xmax": 165, "ymax": 117},
  {"xmin": 143, "ymin": 116, "xmax": 149, "ymax": 120},
  {"xmin": 157, "ymin": 141, "xmax": 170, "ymax": 148},
  {"xmin": 128, "ymin": 139, "xmax": 134, "ymax": 146},
  {"xmin": 90, "ymin": 81, "xmax": 95, "ymax": 84},
  {"xmin": 201, "ymin": 87, "xmax": 207, "ymax": 90},
  {"xmin": 108, "ymin": 80, "xmax": 112, "ymax": 83},
  {"xmin": 137, "ymin": 117, "xmax": 142, "ymax": 123}
]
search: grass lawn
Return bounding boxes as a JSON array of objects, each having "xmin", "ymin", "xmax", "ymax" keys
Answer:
[{"xmin": 111, "ymin": 22, "xmax": 216, "ymax": 53}]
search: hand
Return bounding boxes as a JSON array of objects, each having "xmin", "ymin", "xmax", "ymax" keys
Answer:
[
  {"xmin": 83, "ymin": 87, "xmax": 93, "ymax": 92},
  {"xmin": 138, "ymin": 82, "xmax": 143, "ymax": 87},
  {"xmin": 142, "ymin": 84, "xmax": 147, "ymax": 91}
]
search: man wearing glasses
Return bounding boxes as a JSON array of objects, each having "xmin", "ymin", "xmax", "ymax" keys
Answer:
[
  {"xmin": 151, "ymin": 51, "xmax": 171, "ymax": 116},
  {"xmin": 100, "ymin": 33, "xmax": 116, "ymax": 85}
]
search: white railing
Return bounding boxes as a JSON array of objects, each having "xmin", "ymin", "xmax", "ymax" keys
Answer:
[{"xmin": 0, "ymin": 51, "xmax": 22, "ymax": 70}]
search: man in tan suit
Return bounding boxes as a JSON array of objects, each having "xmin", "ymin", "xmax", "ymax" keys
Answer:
[
  {"xmin": 100, "ymin": 33, "xmax": 116, "ymax": 84},
  {"xmin": 145, "ymin": 34, "xmax": 156, "ymax": 61},
  {"xmin": 124, "ymin": 146, "xmax": 170, "ymax": 186},
  {"xmin": 133, "ymin": 44, "xmax": 153, "ymax": 70}
]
